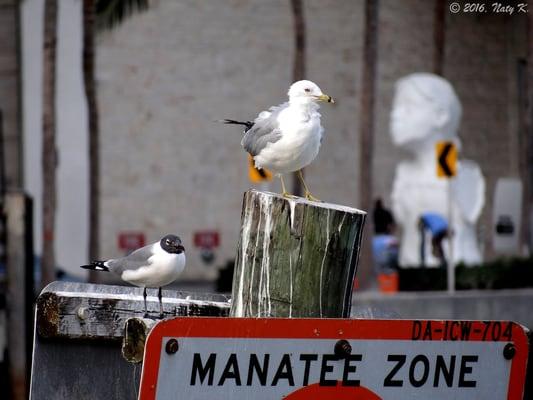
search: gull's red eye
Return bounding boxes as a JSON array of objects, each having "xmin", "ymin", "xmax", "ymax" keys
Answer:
[{"xmin": 304, "ymin": 88, "xmax": 311, "ymax": 93}]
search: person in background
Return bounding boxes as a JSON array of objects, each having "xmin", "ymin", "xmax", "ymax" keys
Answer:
[
  {"xmin": 372, "ymin": 199, "xmax": 398, "ymax": 275},
  {"xmin": 418, "ymin": 212, "xmax": 449, "ymax": 268},
  {"xmin": 373, "ymin": 198, "xmax": 395, "ymax": 235}
]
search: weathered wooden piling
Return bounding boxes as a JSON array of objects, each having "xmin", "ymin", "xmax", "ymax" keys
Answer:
[{"xmin": 230, "ymin": 190, "xmax": 366, "ymax": 318}]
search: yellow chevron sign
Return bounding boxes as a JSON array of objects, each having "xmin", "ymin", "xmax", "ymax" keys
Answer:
[
  {"xmin": 248, "ymin": 154, "xmax": 273, "ymax": 183},
  {"xmin": 436, "ymin": 141, "xmax": 457, "ymax": 178}
]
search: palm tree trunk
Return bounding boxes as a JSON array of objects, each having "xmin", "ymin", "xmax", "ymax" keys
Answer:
[
  {"xmin": 433, "ymin": 0, "xmax": 446, "ymax": 75},
  {"xmin": 83, "ymin": 0, "xmax": 100, "ymax": 282},
  {"xmin": 41, "ymin": 0, "xmax": 58, "ymax": 287},
  {"xmin": 290, "ymin": 0, "xmax": 306, "ymax": 197},
  {"xmin": 358, "ymin": 0, "xmax": 379, "ymax": 288}
]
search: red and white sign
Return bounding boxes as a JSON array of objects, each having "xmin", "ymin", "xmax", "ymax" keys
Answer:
[
  {"xmin": 117, "ymin": 232, "xmax": 145, "ymax": 251},
  {"xmin": 193, "ymin": 231, "xmax": 220, "ymax": 249},
  {"xmin": 139, "ymin": 318, "xmax": 529, "ymax": 400}
]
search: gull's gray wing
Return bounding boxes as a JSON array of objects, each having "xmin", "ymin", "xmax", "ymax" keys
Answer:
[
  {"xmin": 241, "ymin": 102, "xmax": 287, "ymax": 156},
  {"xmin": 106, "ymin": 243, "xmax": 155, "ymax": 275}
]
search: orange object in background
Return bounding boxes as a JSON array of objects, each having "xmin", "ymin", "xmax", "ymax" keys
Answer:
[{"xmin": 377, "ymin": 272, "xmax": 399, "ymax": 293}]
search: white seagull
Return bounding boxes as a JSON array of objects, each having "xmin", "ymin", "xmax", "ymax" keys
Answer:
[
  {"xmin": 223, "ymin": 80, "xmax": 334, "ymax": 201},
  {"xmin": 81, "ymin": 234, "xmax": 186, "ymax": 318}
]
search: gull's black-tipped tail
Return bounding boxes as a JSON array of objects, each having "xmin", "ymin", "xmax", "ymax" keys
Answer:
[
  {"xmin": 221, "ymin": 119, "xmax": 254, "ymax": 131},
  {"xmin": 80, "ymin": 261, "xmax": 109, "ymax": 272}
]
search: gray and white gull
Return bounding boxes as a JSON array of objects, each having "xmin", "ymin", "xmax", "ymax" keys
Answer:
[
  {"xmin": 224, "ymin": 80, "xmax": 334, "ymax": 201},
  {"xmin": 81, "ymin": 234, "xmax": 186, "ymax": 318}
]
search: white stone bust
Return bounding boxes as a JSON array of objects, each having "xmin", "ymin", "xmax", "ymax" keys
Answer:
[{"xmin": 390, "ymin": 73, "xmax": 485, "ymax": 266}]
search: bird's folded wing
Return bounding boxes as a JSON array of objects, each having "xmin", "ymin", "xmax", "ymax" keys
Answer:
[
  {"xmin": 107, "ymin": 244, "xmax": 154, "ymax": 274},
  {"xmin": 241, "ymin": 102, "xmax": 287, "ymax": 156}
]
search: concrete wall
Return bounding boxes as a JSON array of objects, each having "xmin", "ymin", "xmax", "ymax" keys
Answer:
[
  {"xmin": 354, "ymin": 289, "xmax": 533, "ymax": 330},
  {"xmin": 373, "ymin": 0, "xmax": 435, "ymax": 203},
  {"xmin": 445, "ymin": 11, "xmax": 526, "ymax": 257}
]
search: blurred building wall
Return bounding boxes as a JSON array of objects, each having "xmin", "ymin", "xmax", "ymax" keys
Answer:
[{"xmin": 16, "ymin": 0, "xmax": 527, "ymax": 281}]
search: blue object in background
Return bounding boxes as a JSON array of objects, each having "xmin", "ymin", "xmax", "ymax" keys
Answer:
[
  {"xmin": 419, "ymin": 212, "xmax": 449, "ymax": 268},
  {"xmin": 372, "ymin": 234, "xmax": 398, "ymax": 273},
  {"xmin": 420, "ymin": 212, "xmax": 448, "ymax": 236}
]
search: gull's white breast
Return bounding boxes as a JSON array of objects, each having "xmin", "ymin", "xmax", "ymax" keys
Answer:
[
  {"xmin": 121, "ymin": 243, "xmax": 186, "ymax": 288},
  {"xmin": 254, "ymin": 107, "xmax": 323, "ymax": 174}
]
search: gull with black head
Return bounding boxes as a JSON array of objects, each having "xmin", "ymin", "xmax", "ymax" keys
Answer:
[
  {"xmin": 223, "ymin": 80, "xmax": 334, "ymax": 201},
  {"xmin": 81, "ymin": 234, "xmax": 186, "ymax": 318}
]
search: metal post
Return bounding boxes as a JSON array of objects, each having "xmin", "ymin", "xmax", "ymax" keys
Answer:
[{"xmin": 447, "ymin": 180, "xmax": 455, "ymax": 293}]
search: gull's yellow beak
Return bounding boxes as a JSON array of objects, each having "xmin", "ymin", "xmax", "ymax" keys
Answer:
[{"xmin": 317, "ymin": 94, "xmax": 335, "ymax": 103}]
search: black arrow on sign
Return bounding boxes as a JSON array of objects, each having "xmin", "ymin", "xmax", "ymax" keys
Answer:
[{"xmin": 438, "ymin": 143, "xmax": 453, "ymax": 177}]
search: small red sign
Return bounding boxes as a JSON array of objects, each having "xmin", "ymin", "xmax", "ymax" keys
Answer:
[
  {"xmin": 117, "ymin": 232, "xmax": 145, "ymax": 251},
  {"xmin": 193, "ymin": 230, "xmax": 220, "ymax": 249}
]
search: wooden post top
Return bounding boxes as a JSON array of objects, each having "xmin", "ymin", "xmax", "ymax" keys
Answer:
[{"xmin": 247, "ymin": 189, "xmax": 367, "ymax": 216}]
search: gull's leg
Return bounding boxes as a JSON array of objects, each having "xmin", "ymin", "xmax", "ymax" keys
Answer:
[
  {"xmin": 143, "ymin": 287, "xmax": 149, "ymax": 318},
  {"xmin": 298, "ymin": 170, "xmax": 321, "ymax": 202},
  {"xmin": 280, "ymin": 175, "xmax": 298, "ymax": 199},
  {"xmin": 280, "ymin": 175, "xmax": 288, "ymax": 196},
  {"xmin": 280, "ymin": 175, "xmax": 290, "ymax": 197},
  {"xmin": 158, "ymin": 287, "xmax": 164, "ymax": 319}
]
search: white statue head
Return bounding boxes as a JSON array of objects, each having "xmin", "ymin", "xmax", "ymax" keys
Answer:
[{"xmin": 390, "ymin": 73, "xmax": 462, "ymax": 149}]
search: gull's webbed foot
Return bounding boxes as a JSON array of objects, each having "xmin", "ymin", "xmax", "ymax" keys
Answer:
[
  {"xmin": 305, "ymin": 191, "xmax": 321, "ymax": 202},
  {"xmin": 282, "ymin": 191, "xmax": 298, "ymax": 199}
]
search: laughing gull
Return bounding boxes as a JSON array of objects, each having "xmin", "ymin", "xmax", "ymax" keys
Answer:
[
  {"xmin": 81, "ymin": 234, "xmax": 186, "ymax": 318},
  {"xmin": 223, "ymin": 80, "xmax": 334, "ymax": 201}
]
